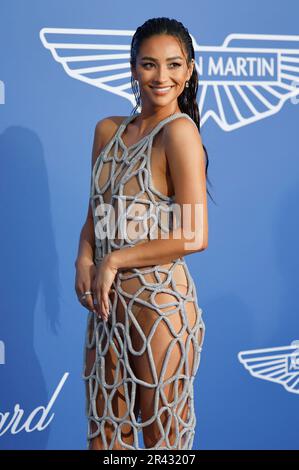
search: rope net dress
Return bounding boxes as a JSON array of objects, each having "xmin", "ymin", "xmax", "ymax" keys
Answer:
[{"xmin": 82, "ymin": 112, "xmax": 206, "ymax": 450}]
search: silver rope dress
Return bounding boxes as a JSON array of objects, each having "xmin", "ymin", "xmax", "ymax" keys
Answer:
[{"xmin": 82, "ymin": 112, "xmax": 206, "ymax": 450}]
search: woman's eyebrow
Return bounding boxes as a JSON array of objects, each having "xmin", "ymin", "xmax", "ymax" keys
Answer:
[{"xmin": 140, "ymin": 56, "xmax": 183, "ymax": 61}]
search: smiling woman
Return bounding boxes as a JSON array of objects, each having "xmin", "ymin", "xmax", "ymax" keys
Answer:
[{"xmin": 75, "ymin": 16, "xmax": 213, "ymax": 451}]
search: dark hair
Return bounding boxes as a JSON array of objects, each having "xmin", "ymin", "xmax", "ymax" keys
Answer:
[{"xmin": 129, "ymin": 17, "xmax": 215, "ymax": 204}]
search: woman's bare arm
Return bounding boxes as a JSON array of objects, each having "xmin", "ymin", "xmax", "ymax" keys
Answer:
[
  {"xmin": 75, "ymin": 208, "xmax": 95, "ymax": 267},
  {"xmin": 107, "ymin": 117, "xmax": 209, "ymax": 270},
  {"xmin": 75, "ymin": 119, "xmax": 107, "ymax": 267}
]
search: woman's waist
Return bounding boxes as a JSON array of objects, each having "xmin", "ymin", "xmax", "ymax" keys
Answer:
[{"xmin": 93, "ymin": 245, "xmax": 188, "ymax": 278}]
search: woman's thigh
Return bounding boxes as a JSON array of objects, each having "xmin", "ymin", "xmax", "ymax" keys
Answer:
[
  {"xmin": 128, "ymin": 285, "xmax": 205, "ymax": 449},
  {"xmin": 83, "ymin": 307, "xmax": 137, "ymax": 450}
]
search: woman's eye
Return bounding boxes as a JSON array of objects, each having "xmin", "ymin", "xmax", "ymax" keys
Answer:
[{"xmin": 142, "ymin": 62, "xmax": 181, "ymax": 69}]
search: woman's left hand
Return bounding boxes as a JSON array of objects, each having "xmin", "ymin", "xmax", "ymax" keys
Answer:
[{"xmin": 92, "ymin": 254, "xmax": 118, "ymax": 322}]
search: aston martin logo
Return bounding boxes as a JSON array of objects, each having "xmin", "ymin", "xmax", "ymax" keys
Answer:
[
  {"xmin": 39, "ymin": 28, "xmax": 299, "ymax": 131},
  {"xmin": 238, "ymin": 340, "xmax": 299, "ymax": 394}
]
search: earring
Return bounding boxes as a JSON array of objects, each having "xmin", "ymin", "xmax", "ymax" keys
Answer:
[{"xmin": 185, "ymin": 81, "xmax": 189, "ymax": 88}]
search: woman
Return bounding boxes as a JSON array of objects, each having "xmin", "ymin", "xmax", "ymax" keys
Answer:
[{"xmin": 75, "ymin": 17, "xmax": 212, "ymax": 450}]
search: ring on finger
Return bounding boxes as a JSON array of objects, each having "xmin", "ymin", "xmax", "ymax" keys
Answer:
[{"xmin": 80, "ymin": 290, "xmax": 93, "ymax": 301}]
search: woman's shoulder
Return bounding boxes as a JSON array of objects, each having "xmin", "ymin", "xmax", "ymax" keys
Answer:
[
  {"xmin": 163, "ymin": 114, "xmax": 200, "ymax": 145},
  {"xmin": 93, "ymin": 115, "xmax": 126, "ymax": 152},
  {"xmin": 162, "ymin": 114, "xmax": 204, "ymax": 162},
  {"xmin": 95, "ymin": 115, "xmax": 126, "ymax": 135}
]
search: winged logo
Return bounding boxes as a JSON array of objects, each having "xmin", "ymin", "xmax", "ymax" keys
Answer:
[
  {"xmin": 238, "ymin": 340, "xmax": 299, "ymax": 394},
  {"xmin": 39, "ymin": 28, "xmax": 299, "ymax": 131}
]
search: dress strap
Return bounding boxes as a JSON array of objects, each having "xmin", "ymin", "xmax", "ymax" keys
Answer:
[
  {"xmin": 117, "ymin": 114, "xmax": 135, "ymax": 136},
  {"xmin": 149, "ymin": 112, "xmax": 197, "ymax": 139}
]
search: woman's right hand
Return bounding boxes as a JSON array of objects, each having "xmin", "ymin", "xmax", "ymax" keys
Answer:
[{"xmin": 75, "ymin": 257, "xmax": 98, "ymax": 316}]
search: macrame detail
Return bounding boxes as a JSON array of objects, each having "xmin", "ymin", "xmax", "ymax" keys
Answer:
[{"xmin": 82, "ymin": 112, "xmax": 206, "ymax": 450}]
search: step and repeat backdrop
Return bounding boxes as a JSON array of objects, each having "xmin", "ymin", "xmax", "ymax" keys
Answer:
[{"xmin": 1, "ymin": 0, "xmax": 298, "ymax": 450}]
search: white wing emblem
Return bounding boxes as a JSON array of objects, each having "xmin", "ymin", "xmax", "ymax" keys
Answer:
[
  {"xmin": 40, "ymin": 29, "xmax": 299, "ymax": 131},
  {"xmin": 238, "ymin": 340, "xmax": 299, "ymax": 394},
  {"xmin": 39, "ymin": 28, "xmax": 137, "ymax": 106}
]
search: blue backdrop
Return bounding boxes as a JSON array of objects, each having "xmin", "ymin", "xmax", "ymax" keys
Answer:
[{"xmin": 1, "ymin": 0, "xmax": 299, "ymax": 450}]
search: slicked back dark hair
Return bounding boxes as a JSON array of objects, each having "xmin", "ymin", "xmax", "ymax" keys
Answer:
[{"xmin": 130, "ymin": 17, "xmax": 215, "ymax": 203}]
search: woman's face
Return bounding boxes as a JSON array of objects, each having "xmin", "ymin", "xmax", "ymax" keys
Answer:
[{"xmin": 132, "ymin": 34, "xmax": 194, "ymax": 108}]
